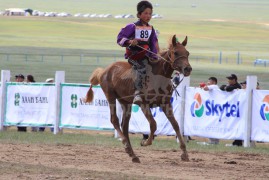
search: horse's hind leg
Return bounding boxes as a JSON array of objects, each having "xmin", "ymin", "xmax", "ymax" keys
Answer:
[
  {"xmin": 121, "ymin": 103, "xmax": 140, "ymax": 163},
  {"xmin": 161, "ymin": 103, "xmax": 189, "ymax": 161},
  {"xmin": 108, "ymin": 99, "xmax": 127, "ymax": 145}
]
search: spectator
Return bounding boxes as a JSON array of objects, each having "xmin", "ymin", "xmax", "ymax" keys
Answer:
[
  {"xmin": 220, "ymin": 74, "xmax": 241, "ymax": 92},
  {"xmin": 39, "ymin": 78, "xmax": 54, "ymax": 132},
  {"xmin": 15, "ymin": 74, "xmax": 24, "ymax": 83},
  {"xmin": 203, "ymin": 77, "xmax": 220, "ymax": 145},
  {"xmin": 172, "ymin": 71, "xmax": 180, "ymax": 87},
  {"xmin": 221, "ymin": 74, "xmax": 242, "ymax": 146},
  {"xmin": 26, "ymin": 74, "xmax": 35, "ymax": 83},
  {"xmin": 15, "ymin": 74, "xmax": 27, "ymax": 132},
  {"xmin": 257, "ymin": 82, "xmax": 260, "ymax": 89},
  {"xmin": 45, "ymin": 78, "xmax": 54, "ymax": 83},
  {"xmin": 240, "ymin": 81, "xmax": 246, "ymax": 89}
]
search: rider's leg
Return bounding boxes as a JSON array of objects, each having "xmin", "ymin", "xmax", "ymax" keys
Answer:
[{"xmin": 128, "ymin": 59, "xmax": 147, "ymax": 105}]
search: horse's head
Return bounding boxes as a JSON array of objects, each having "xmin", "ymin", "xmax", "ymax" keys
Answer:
[{"xmin": 167, "ymin": 35, "xmax": 192, "ymax": 76}]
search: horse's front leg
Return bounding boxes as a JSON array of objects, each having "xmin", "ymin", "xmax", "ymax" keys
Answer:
[
  {"xmin": 161, "ymin": 103, "xmax": 189, "ymax": 161},
  {"xmin": 140, "ymin": 104, "xmax": 157, "ymax": 146},
  {"xmin": 121, "ymin": 103, "xmax": 140, "ymax": 163}
]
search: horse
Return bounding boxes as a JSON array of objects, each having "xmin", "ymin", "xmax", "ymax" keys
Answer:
[{"xmin": 85, "ymin": 35, "xmax": 192, "ymax": 163}]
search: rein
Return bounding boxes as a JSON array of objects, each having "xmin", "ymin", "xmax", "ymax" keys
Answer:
[{"xmin": 135, "ymin": 44, "xmax": 187, "ymax": 70}]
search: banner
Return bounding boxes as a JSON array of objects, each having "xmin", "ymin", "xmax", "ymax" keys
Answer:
[
  {"xmin": 116, "ymin": 87, "xmax": 183, "ymax": 135},
  {"xmin": 4, "ymin": 83, "xmax": 56, "ymax": 126},
  {"xmin": 251, "ymin": 90, "xmax": 269, "ymax": 142},
  {"xmin": 59, "ymin": 84, "xmax": 113, "ymax": 130},
  {"xmin": 184, "ymin": 87, "xmax": 247, "ymax": 140}
]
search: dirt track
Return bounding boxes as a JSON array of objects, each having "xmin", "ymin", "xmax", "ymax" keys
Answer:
[{"xmin": 1, "ymin": 142, "xmax": 269, "ymax": 180}]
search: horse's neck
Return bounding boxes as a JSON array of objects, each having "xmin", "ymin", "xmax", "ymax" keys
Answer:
[{"xmin": 150, "ymin": 58, "xmax": 174, "ymax": 78}]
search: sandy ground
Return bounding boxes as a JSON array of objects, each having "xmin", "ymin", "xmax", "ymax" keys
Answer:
[{"xmin": 1, "ymin": 141, "xmax": 269, "ymax": 180}]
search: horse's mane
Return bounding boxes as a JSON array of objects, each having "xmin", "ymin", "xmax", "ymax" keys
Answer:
[{"xmin": 158, "ymin": 35, "xmax": 176, "ymax": 57}]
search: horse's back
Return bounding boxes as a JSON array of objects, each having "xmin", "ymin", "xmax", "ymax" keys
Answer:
[{"xmin": 100, "ymin": 61, "xmax": 135, "ymax": 102}]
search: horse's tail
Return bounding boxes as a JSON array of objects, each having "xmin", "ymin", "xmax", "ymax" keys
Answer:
[{"xmin": 85, "ymin": 68, "xmax": 105, "ymax": 103}]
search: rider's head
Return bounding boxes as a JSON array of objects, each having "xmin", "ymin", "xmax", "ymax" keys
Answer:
[{"xmin": 137, "ymin": 1, "xmax": 153, "ymax": 18}]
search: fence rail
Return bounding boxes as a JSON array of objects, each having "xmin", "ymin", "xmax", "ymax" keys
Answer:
[{"xmin": 0, "ymin": 52, "xmax": 268, "ymax": 66}]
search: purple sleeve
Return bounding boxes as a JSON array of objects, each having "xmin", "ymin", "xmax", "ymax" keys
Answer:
[
  {"xmin": 117, "ymin": 23, "xmax": 135, "ymax": 47},
  {"xmin": 148, "ymin": 29, "xmax": 159, "ymax": 59}
]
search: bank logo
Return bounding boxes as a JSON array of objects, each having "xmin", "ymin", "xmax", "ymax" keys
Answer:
[
  {"xmin": 71, "ymin": 94, "xmax": 78, "ymax": 108},
  {"xmin": 191, "ymin": 93, "xmax": 204, "ymax": 117},
  {"xmin": 260, "ymin": 95, "xmax": 269, "ymax": 121},
  {"xmin": 14, "ymin": 93, "xmax": 20, "ymax": 106}
]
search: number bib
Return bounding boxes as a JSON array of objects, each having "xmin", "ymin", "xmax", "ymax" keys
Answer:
[{"xmin": 135, "ymin": 25, "xmax": 152, "ymax": 42}]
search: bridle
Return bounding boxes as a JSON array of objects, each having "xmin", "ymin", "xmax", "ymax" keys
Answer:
[
  {"xmin": 135, "ymin": 44, "xmax": 187, "ymax": 70},
  {"xmin": 165, "ymin": 50, "xmax": 188, "ymax": 70}
]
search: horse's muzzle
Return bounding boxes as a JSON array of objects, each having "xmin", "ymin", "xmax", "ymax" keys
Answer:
[{"xmin": 183, "ymin": 66, "xmax": 192, "ymax": 76}]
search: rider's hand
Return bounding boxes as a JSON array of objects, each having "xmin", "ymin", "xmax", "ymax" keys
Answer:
[{"xmin": 129, "ymin": 39, "xmax": 138, "ymax": 46}]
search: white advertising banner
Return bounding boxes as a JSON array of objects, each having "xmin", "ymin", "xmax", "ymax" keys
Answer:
[
  {"xmin": 251, "ymin": 90, "xmax": 269, "ymax": 142},
  {"xmin": 184, "ymin": 87, "xmax": 247, "ymax": 140},
  {"xmin": 125, "ymin": 89, "xmax": 183, "ymax": 135},
  {"xmin": 60, "ymin": 84, "xmax": 113, "ymax": 130},
  {"xmin": 4, "ymin": 83, "xmax": 56, "ymax": 126}
]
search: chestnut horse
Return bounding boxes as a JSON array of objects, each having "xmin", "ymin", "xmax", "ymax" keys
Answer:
[{"xmin": 85, "ymin": 35, "xmax": 192, "ymax": 163}]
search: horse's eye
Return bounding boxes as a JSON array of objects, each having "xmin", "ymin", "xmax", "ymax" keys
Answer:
[{"xmin": 174, "ymin": 52, "xmax": 179, "ymax": 56}]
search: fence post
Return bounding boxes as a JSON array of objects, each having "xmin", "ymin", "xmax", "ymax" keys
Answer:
[
  {"xmin": 244, "ymin": 76, "xmax": 257, "ymax": 147},
  {"xmin": 219, "ymin": 51, "xmax": 222, "ymax": 64},
  {"xmin": 96, "ymin": 56, "xmax": 99, "ymax": 64},
  {"xmin": 237, "ymin": 51, "xmax": 240, "ymax": 64},
  {"xmin": 211, "ymin": 57, "xmax": 214, "ymax": 63},
  {"xmin": 178, "ymin": 76, "xmax": 190, "ymax": 143},
  {"xmin": 53, "ymin": 71, "xmax": 65, "ymax": 134},
  {"xmin": 80, "ymin": 54, "xmax": 83, "ymax": 63},
  {"xmin": 0, "ymin": 70, "xmax": 11, "ymax": 131}
]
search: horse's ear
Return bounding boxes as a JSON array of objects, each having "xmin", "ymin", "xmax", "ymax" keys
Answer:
[
  {"xmin": 172, "ymin": 35, "xmax": 177, "ymax": 47},
  {"xmin": 182, "ymin": 36, "xmax": 188, "ymax": 46}
]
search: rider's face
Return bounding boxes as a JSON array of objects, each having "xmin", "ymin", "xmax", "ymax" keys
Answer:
[{"xmin": 138, "ymin": 8, "xmax": 152, "ymax": 25}]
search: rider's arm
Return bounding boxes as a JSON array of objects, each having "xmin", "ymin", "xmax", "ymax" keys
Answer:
[{"xmin": 117, "ymin": 23, "xmax": 135, "ymax": 47}]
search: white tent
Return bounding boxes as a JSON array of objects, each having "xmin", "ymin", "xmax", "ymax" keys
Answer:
[{"xmin": 4, "ymin": 8, "xmax": 25, "ymax": 16}]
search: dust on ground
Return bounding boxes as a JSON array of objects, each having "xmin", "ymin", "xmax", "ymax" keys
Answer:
[{"xmin": 1, "ymin": 140, "xmax": 269, "ymax": 180}]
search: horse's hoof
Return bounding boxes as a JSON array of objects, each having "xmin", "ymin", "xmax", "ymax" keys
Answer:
[
  {"xmin": 181, "ymin": 153, "xmax": 190, "ymax": 162},
  {"xmin": 140, "ymin": 139, "xmax": 146, "ymax": 146},
  {"xmin": 132, "ymin": 157, "xmax": 140, "ymax": 163}
]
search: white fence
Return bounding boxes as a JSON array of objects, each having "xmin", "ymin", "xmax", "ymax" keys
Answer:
[{"xmin": 0, "ymin": 70, "xmax": 269, "ymax": 147}]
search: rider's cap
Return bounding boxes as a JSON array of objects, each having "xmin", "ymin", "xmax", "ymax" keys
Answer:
[
  {"xmin": 226, "ymin": 74, "xmax": 237, "ymax": 81},
  {"xmin": 15, "ymin": 74, "xmax": 25, "ymax": 79}
]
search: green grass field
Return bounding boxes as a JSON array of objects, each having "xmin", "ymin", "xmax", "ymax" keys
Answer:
[
  {"xmin": 0, "ymin": 0, "xmax": 268, "ymax": 88},
  {"xmin": 1, "ymin": 129, "xmax": 269, "ymax": 155}
]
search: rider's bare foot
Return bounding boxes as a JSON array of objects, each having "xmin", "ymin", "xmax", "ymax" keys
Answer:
[{"xmin": 133, "ymin": 95, "xmax": 142, "ymax": 105}]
